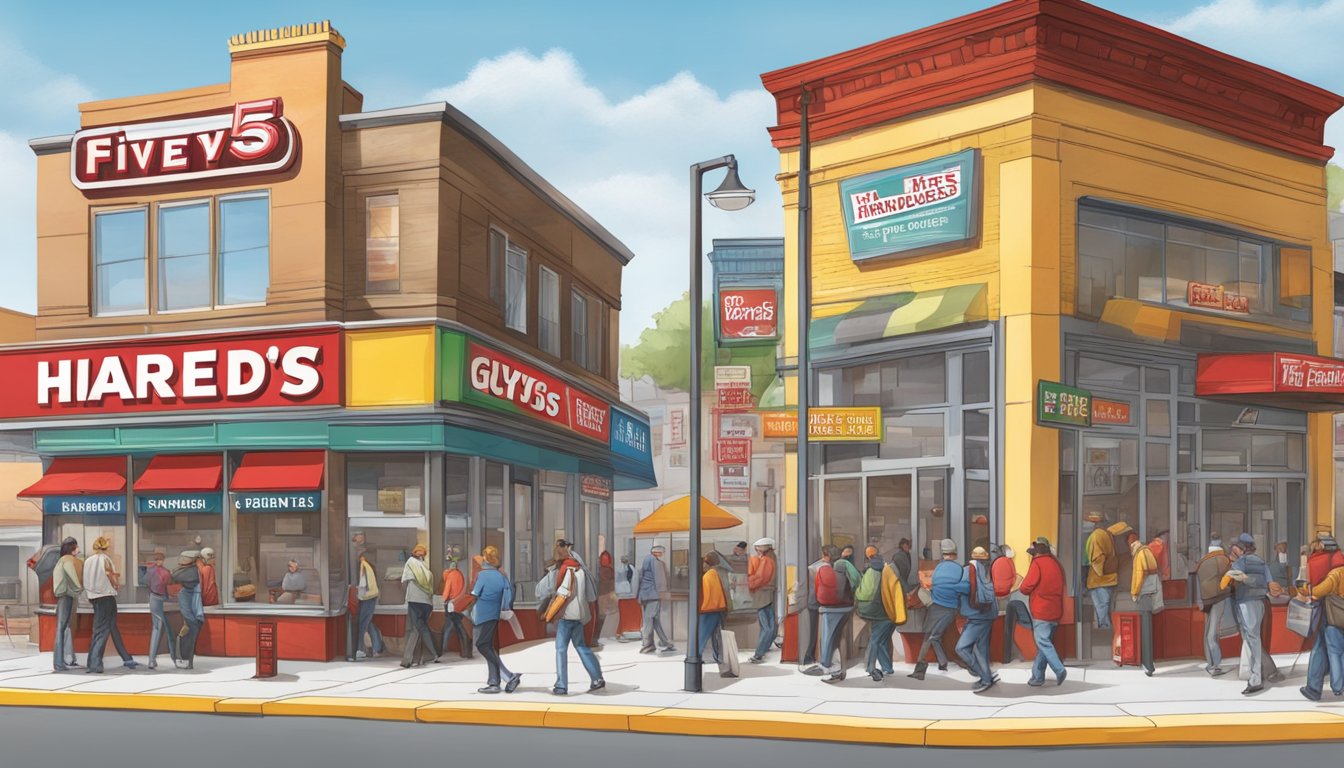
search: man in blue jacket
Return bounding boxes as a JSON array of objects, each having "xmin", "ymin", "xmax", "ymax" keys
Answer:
[
  {"xmin": 955, "ymin": 546, "xmax": 998, "ymax": 692},
  {"xmin": 637, "ymin": 546, "xmax": 676, "ymax": 655},
  {"xmin": 909, "ymin": 538, "xmax": 963, "ymax": 681},
  {"xmin": 1225, "ymin": 533, "xmax": 1272, "ymax": 696},
  {"xmin": 471, "ymin": 546, "xmax": 521, "ymax": 695}
]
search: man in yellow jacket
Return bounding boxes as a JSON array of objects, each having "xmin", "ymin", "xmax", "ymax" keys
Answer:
[
  {"xmin": 1128, "ymin": 531, "xmax": 1160, "ymax": 676},
  {"xmin": 1085, "ymin": 513, "xmax": 1120, "ymax": 630},
  {"xmin": 1300, "ymin": 565, "xmax": 1344, "ymax": 701}
]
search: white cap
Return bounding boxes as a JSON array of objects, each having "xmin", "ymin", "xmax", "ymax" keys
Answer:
[{"xmin": 753, "ymin": 538, "xmax": 775, "ymax": 549}]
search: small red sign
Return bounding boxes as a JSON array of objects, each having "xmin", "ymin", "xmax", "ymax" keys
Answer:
[
  {"xmin": 720, "ymin": 288, "xmax": 778, "ymax": 340},
  {"xmin": 717, "ymin": 387, "xmax": 754, "ymax": 411},
  {"xmin": 72, "ymin": 98, "xmax": 298, "ymax": 191},
  {"xmin": 570, "ymin": 390, "xmax": 611, "ymax": 442},
  {"xmin": 580, "ymin": 475, "xmax": 612, "ymax": 500},
  {"xmin": 715, "ymin": 438, "xmax": 752, "ymax": 465},
  {"xmin": 0, "ymin": 327, "xmax": 341, "ymax": 420},
  {"xmin": 1091, "ymin": 398, "xmax": 1132, "ymax": 425},
  {"xmin": 1187, "ymin": 281, "xmax": 1224, "ymax": 310},
  {"xmin": 1222, "ymin": 292, "xmax": 1250, "ymax": 313}
]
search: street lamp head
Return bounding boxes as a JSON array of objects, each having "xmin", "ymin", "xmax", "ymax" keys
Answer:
[{"xmin": 706, "ymin": 163, "xmax": 755, "ymax": 211}]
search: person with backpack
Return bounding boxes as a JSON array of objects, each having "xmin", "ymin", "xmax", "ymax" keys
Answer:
[
  {"xmin": 908, "ymin": 539, "xmax": 962, "ymax": 681},
  {"xmin": 856, "ymin": 549, "xmax": 896, "ymax": 681},
  {"xmin": 1020, "ymin": 537, "xmax": 1067, "ymax": 686},
  {"xmin": 546, "ymin": 543, "xmax": 605, "ymax": 695},
  {"xmin": 697, "ymin": 551, "xmax": 734, "ymax": 676},
  {"xmin": 810, "ymin": 544, "xmax": 860, "ymax": 683},
  {"xmin": 1195, "ymin": 534, "xmax": 1232, "ymax": 677},
  {"xmin": 747, "ymin": 538, "xmax": 778, "ymax": 664},
  {"xmin": 955, "ymin": 546, "xmax": 998, "ymax": 692},
  {"xmin": 1085, "ymin": 512, "xmax": 1120, "ymax": 630}
]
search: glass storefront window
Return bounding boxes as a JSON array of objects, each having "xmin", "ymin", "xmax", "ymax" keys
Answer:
[
  {"xmin": 1059, "ymin": 430, "xmax": 1077, "ymax": 594},
  {"xmin": 1145, "ymin": 480, "xmax": 1170, "ymax": 545},
  {"xmin": 962, "ymin": 351, "xmax": 990, "ymax": 404},
  {"xmin": 512, "ymin": 479, "xmax": 534, "ymax": 601},
  {"xmin": 346, "ymin": 454, "xmax": 427, "ymax": 607},
  {"xmin": 1145, "ymin": 441, "xmax": 1170, "ymax": 476},
  {"xmin": 866, "ymin": 474, "xmax": 912, "ymax": 557},
  {"xmin": 965, "ymin": 477, "xmax": 990, "ymax": 553},
  {"xmin": 1146, "ymin": 400, "xmax": 1171, "ymax": 437},
  {"xmin": 1078, "ymin": 356, "xmax": 1140, "ymax": 392},
  {"xmin": 1145, "ymin": 367, "xmax": 1171, "ymax": 394},
  {"xmin": 879, "ymin": 413, "xmax": 945, "ymax": 461},
  {"xmin": 917, "ymin": 469, "xmax": 949, "ymax": 565},
  {"xmin": 1082, "ymin": 436, "xmax": 1139, "ymax": 534},
  {"xmin": 963, "ymin": 410, "xmax": 990, "ymax": 470},
  {"xmin": 134, "ymin": 521, "xmax": 222, "ymax": 601},
  {"xmin": 44, "ymin": 515, "xmax": 129, "ymax": 604},
  {"xmin": 485, "ymin": 462, "xmax": 506, "ymax": 560},
  {"xmin": 230, "ymin": 500, "xmax": 322, "ymax": 607},
  {"xmin": 1178, "ymin": 482, "xmax": 1199, "ymax": 567},
  {"xmin": 444, "ymin": 457, "xmax": 470, "ymax": 563},
  {"xmin": 824, "ymin": 478, "xmax": 863, "ymax": 552},
  {"xmin": 882, "ymin": 352, "xmax": 947, "ymax": 409},
  {"xmin": 1178, "ymin": 433, "xmax": 1194, "ymax": 474}
]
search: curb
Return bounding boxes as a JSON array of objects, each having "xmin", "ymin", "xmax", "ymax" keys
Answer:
[{"xmin": 2, "ymin": 688, "xmax": 1344, "ymax": 747}]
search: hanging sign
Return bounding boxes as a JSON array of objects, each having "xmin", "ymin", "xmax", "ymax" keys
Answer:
[
  {"xmin": 757, "ymin": 407, "xmax": 883, "ymax": 442},
  {"xmin": 718, "ymin": 288, "xmax": 779, "ymax": 342},
  {"xmin": 1038, "ymin": 381, "xmax": 1092, "ymax": 428}
]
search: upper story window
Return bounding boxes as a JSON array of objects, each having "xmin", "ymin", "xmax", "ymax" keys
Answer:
[
  {"xmin": 1077, "ymin": 201, "xmax": 1311, "ymax": 324},
  {"xmin": 505, "ymin": 242, "xmax": 528, "ymax": 333},
  {"xmin": 538, "ymin": 265, "xmax": 561, "ymax": 356},
  {"xmin": 92, "ymin": 191, "xmax": 270, "ymax": 317},
  {"xmin": 93, "ymin": 208, "xmax": 148, "ymax": 315},
  {"xmin": 488, "ymin": 229, "xmax": 505, "ymax": 305},
  {"xmin": 365, "ymin": 194, "xmax": 400, "ymax": 294},
  {"xmin": 571, "ymin": 290, "xmax": 606, "ymax": 375},
  {"xmin": 571, "ymin": 291, "xmax": 589, "ymax": 370}
]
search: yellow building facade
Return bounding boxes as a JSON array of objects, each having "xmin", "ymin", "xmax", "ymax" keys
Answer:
[{"xmin": 764, "ymin": 0, "xmax": 1343, "ymax": 660}]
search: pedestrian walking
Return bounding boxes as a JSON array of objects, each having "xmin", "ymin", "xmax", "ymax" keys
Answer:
[
  {"xmin": 955, "ymin": 546, "xmax": 998, "ymax": 692},
  {"xmin": 1084, "ymin": 512, "xmax": 1120, "ymax": 630},
  {"xmin": 592, "ymin": 551, "xmax": 618, "ymax": 648},
  {"xmin": 1307, "ymin": 534, "xmax": 1344, "ymax": 584},
  {"xmin": 696, "ymin": 551, "xmax": 734, "ymax": 675},
  {"xmin": 1224, "ymin": 533, "xmax": 1271, "ymax": 695},
  {"xmin": 52, "ymin": 537, "xmax": 81, "ymax": 672},
  {"xmin": 747, "ymin": 537, "xmax": 778, "ymax": 664},
  {"xmin": 637, "ymin": 545, "xmax": 675, "ymax": 654},
  {"xmin": 992, "ymin": 545, "xmax": 1030, "ymax": 663},
  {"xmin": 144, "ymin": 551, "xmax": 177, "ymax": 670},
  {"xmin": 856, "ymin": 549, "xmax": 895, "ymax": 681},
  {"xmin": 172, "ymin": 550, "xmax": 202, "ymax": 669},
  {"xmin": 1229, "ymin": 538, "xmax": 1284, "ymax": 686},
  {"xmin": 1020, "ymin": 537, "xmax": 1067, "ymax": 686},
  {"xmin": 1195, "ymin": 536, "xmax": 1232, "ymax": 677},
  {"xmin": 83, "ymin": 537, "xmax": 138, "ymax": 673},
  {"xmin": 801, "ymin": 556, "xmax": 824, "ymax": 666},
  {"xmin": 908, "ymin": 539, "xmax": 962, "ymax": 680},
  {"xmin": 811, "ymin": 544, "xmax": 859, "ymax": 682},
  {"xmin": 354, "ymin": 547, "xmax": 385, "ymax": 659},
  {"xmin": 471, "ymin": 546, "xmax": 521, "ymax": 694},
  {"xmin": 400, "ymin": 544, "xmax": 440, "ymax": 667},
  {"xmin": 1299, "ymin": 563, "xmax": 1344, "ymax": 701},
  {"xmin": 438, "ymin": 546, "xmax": 472, "ymax": 659},
  {"xmin": 546, "ymin": 543, "xmax": 605, "ymax": 695},
  {"xmin": 1127, "ymin": 531, "xmax": 1160, "ymax": 677}
]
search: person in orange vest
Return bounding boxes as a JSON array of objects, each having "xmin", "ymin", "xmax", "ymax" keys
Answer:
[
  {"xmin": 439, "ymin": 546, "xmax": 473, "ymax": 660},
  {"xmin": 747, "ymin": 538, "xmax": 777, "ymax": 664}
]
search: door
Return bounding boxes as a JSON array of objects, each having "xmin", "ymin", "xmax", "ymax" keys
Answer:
[
  {"xmin": 867, "ymin": 474, "xmax": 914, "ymax": 558},
  {"xmin": 1206, "ymin": 482, "xmax": 1252, "ymax": 550}
]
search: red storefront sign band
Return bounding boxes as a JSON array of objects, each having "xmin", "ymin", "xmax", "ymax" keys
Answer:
[
  {"xmin": 1196, "ymin": 352, "xmax": 1344, "ymax": 411},
  {"xmin": 0, "ymin": 328, "xmax": 341, "ymax": 419},
  {"xmin": 466, "ymin": 342, "xmax": 610, "ymax": 442}
]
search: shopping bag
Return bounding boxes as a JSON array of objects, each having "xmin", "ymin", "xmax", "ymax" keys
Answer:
[
  {"xmin": 717, "ymin": 628, "xmax": 740, "ymax": 677},
  {"xmin": 1286, "ymin": 598, "xmax": 1315, "ymax": 637}
]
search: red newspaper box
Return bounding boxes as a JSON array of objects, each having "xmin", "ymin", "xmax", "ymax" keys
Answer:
[
  {"xmin": 256, "ymin": 621, "xmax": 277, "ymax": 678},
  {"xmin": 1112, "ymin": 612, "xmax": 1140, "ymax": 667}
]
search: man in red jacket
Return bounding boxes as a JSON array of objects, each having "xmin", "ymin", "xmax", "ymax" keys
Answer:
[
  {"xmin": 1019, "ymin": 536, "xmax": 1066, "ymax": 687},
  {"xmin": 1308, "ymin": 535, "xmax": 1344, "ymax": 585}
]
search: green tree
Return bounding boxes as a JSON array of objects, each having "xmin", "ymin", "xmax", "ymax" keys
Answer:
[
  {"xmin": 1329, "ymin": 163, "xmax": 1343, "ymax": 212},
  {"xmin": 620, "ymin": 291, "xmax": 778, "ymax": 399}
]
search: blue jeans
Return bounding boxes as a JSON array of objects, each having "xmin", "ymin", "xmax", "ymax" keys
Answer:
[
  {"xmin": 554, "ymin": 619, "xmax": 602, "ymax": 692},
  {"xmin": 148, "ymin": 593, "xmax": 176, "ymax": 664},
  {"xmin": 357, "ymin": 598, "xmax": 385, "ymax": 654},
  {"xmin": 1003, "ymin": 599, "xmax": 1033, "ymax": 661},
  {"xmin": 178, "ymin": 586, "xmax": 203, "ymax": 662},
  {"xmin": 864, "ymin": 618, "xmax": 896, "ymax": 675},
  {"xmin": 818, "ymin": 610, "xmax": 850, "ymax": 671},
  {"xmin": 698, "ymin": 611, "xmax": 724, "ymax": 663},
  {"xmin": 957, "ymin": 619, "xmax": 994, "ymax": 684},
  {"xmin": 754, "ymin": 605, "xmax": 778, "ymax": 658},
  {"xmin": 1305, "ymin": 623, "xmax": 1344, "ymax": 697},
  {"xmin": 1090, "ymin": 586, "xmax": 1114, "ymax": 629},
  {"xmin": 53, "ymin": 595, "xmax": 75, "ymax": 670},
  {"xmin": 1203, "ymin": 600, "xmax": 1229, "ymax": 670},
  {"xmin": 1031, "ymin": 620, "xmax": 1065, "ymax": 683}
]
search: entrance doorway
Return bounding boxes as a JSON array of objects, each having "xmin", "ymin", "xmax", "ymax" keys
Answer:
[{"xmin": 820, "ymin": 472, "xmax": 914, "ymax": 557}]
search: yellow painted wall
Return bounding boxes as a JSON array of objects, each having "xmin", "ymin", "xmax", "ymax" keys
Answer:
[{"xmin": 345, "ymin": 326, "xmax": 436, "ymax": 407}]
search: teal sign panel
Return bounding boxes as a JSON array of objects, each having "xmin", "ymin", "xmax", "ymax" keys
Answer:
[
  {"xmin": 838, "ymin": 148, "xmax": 979, "ymax": 262},
  {"xmin": 233, "ymin": 492, "xmax": 322, "ymax": 513},
  {"xmin": 136, "ymin": 495, "xmax": 222, "ymax": 515}
]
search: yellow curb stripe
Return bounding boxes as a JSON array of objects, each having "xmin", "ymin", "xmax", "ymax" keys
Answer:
[
  {"xmin": 630, "ymin": 709, "xmax": 931, "ymax": 746},
  {"xmin": 543, "ymin": 704, "xmax": 664, "ymax": 732},
  {"xmin": 1145, "ymin": 711, "xmax": 1344, "ymax": 744},
  {"xmin": 0, "ymin": 688, "xmax": 219, "ymax": 714},
  {"xmin": 925, "ymin": 716, "xmax": 1156, "ymax": 748},
  {"xmin": 417, "ymin": 701, "xmax": 551, "ymax": 728},
  {"xmin": 262, "ymin": 696, "xmax": 434, "ymax": 722},
  {"xmin": 215, "ymin": 698, "xmax": 268, "ymax": 715}
]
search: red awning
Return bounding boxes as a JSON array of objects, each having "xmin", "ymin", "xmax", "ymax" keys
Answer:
[
  {"xmin": 230, "ymin": 451, "xmax": 325, "ymax": 492},
  {"xmin": 1196, "ymin": 352, "xmax": 1344, "ymax": 411},
  {"xmin": 18, "ymin": 456, "xmax": 127, "ymax": 497},
  {"xmin": 133, "ymin": 454, "xmax": 223, "ymax": 493}
]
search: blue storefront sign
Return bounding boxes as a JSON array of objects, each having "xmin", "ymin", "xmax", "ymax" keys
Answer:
[
  {"xmin": 233, "ymin": 492, "xmax": 322, "ymax": 512},
  {"xmin": 136, "ymin": 495, "xmax": 222, "ymax": 515},
  {"xmin": 610, "ymin": 408, "xmax": 652, "ymax": 464},
  {"xmin": 838, "ymin": 148, "xmax": 979, "ymax": 262},
  {"xmin": 42, "ymin": 496, "xmax": 126, "ymax": 516}
]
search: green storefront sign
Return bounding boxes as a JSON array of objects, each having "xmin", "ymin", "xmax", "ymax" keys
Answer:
[
  {"xmin": 1037, "ymin": 380, "xmax": 1092, "ymax": 428},
  {"xmin": 838, "ymin": 148, "xmax": 979, "ymax": 262}
]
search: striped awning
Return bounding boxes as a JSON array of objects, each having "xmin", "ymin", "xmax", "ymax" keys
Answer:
[{"xmin": 810, "ymin": 283, "xmax": 988, "ymax": 351}]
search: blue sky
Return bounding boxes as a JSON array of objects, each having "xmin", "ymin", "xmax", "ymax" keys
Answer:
[{"xmin": 1, "ymin": 0, "xmax": 1341, "ymax": 344}]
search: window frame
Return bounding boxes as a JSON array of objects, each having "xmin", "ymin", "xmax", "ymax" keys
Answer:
[
  {"xmin": 488, "ymin": 227, "xmax": 506, "ymax": 306},
  {"xmin": 216, "ymin": 190, "xmax": 272, "ymax": 309},
  {"xmin": 538, "ymin": 264, "xmax": 561, "ymax": 356},
  {"xmin": 505, "ymin": 241, "xmax": 529, "ymax": 334},
  {"xmin": 363, "ymin": 193, "xmax": 401, "ymax": 295},
  {"xmin": 91, "ymin": 205, "xmax": 150, "ymax": 317},
  {"xmin": 155, "ymin": 198, "xmax": 213, "ymax": 314},
  {"xmin": 571, "ymin": 289, "xmax": 589, "ymax": 370}
]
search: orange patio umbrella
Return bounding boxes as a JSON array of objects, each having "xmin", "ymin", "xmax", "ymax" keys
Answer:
[{"xmin": 633, "ymin": 495, "xmax": 743, "ymax": 535}]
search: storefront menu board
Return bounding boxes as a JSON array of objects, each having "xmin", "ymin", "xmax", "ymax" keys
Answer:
[
  {"xmin": 1037, "ymin": 380, "xmax": 1092, "ymax": 428},
  {"xmin": 758, "ymin": 407, "xmax": 883, "ymax": 442},
  {"xmin": 839, "ymin": 148, "xmax": 979, "ymax": 262}
]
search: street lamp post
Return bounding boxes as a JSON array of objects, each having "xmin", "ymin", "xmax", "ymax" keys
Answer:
[{"xmin": 686, "ymin": 155, "xmax": 754, "ymax": 693}]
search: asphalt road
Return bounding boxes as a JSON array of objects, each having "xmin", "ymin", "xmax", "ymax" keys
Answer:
[{"xmin": 0, "ymin": 706, "xmax": 1337, "ymax": 767}]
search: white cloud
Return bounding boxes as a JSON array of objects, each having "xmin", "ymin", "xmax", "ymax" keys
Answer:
[
  {"xmin": 0, "ymin": 34, "xmax": 89, "ymax": 316},
  {"xmin": 426, "ymin": 49, "xmax": 782, "ymax": 347}
]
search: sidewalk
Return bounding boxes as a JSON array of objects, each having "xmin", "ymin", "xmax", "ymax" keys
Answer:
[{"xmin": 1, "ymin": 638, "xmax": 1342, "ymax": 747}]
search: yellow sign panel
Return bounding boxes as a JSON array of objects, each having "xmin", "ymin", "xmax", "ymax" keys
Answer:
[{"xmin": 759, "ymin": 407, "xmax": 884, "ymax": 442}]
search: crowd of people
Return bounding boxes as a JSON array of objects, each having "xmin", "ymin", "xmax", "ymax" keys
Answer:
[{"xmin": 47, "ymin": 523, "xmax": 1344, "ymax": 703}]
